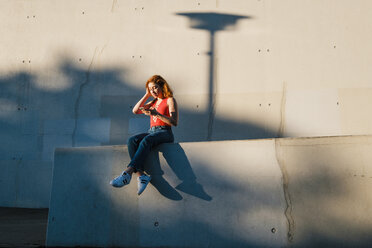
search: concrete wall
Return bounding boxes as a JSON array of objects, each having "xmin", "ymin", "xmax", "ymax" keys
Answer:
[
  {"xmin": 47, "ymin": 135, "xmax": 372, "ymax": 247},
  {"xmin": 1, "ymin": 0, "xmax": 372, "ymax": 207}
]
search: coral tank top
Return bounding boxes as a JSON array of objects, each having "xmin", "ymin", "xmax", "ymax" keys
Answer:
[{"xmin": 150, "ymin": 98, "xmax": 171, "ymax": 127}]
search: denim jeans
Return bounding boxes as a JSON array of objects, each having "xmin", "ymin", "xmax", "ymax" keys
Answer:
[{"xmin": 127, "ymin": 126, "xmax": 174, "ymax": 172}]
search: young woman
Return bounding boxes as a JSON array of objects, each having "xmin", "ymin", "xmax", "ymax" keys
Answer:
[{"xmin": 110, "ymin": 75, "xmax": 178, "ymax": 195}]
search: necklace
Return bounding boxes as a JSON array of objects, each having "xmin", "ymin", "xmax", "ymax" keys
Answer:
[
  {"xmin": 152, "ymin": 99, "xmax": 162, "ymax": 123},
  {"xmin": 155, "ymin": 99, "xmax": 163, "ymax": 109}
]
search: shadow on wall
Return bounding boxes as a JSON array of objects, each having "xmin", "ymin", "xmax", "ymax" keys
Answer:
[
  {"xmin": 176, "ymin": 12, "xmax": 252, "ymax": 140},
  {"xmin": 0, "ymin": 12, "xmax": 276, "ymax": 211},
  {"xmin": 1, "ymin": 10, "xmax": 368, "ymax": 248},
  {"xmin": 0, "ymin": 50, "xmax": 276, "ymax": 203},
  {"xmin": 145, "ymin": 143, "xmax": 212, "ymax": 201},
  {"xmin": 0, "ymin": 13, "xmax": 274, "ymax": 213},
  {"xmin": 2, "ymin": 33, "xmax": 370, "ymax": 248},
  {"xmin": 101, "ymin": 12, "xmax": 278, "ymax": 143}
]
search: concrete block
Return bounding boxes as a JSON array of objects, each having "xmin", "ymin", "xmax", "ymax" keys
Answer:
[
  {"xmin": 47, "ymin": 146, "xmax": 139, "ymax": 248},
  {"xmin": 47, "ymin": 140, "xmax": 288, "ymax": 247},
  {"xmin": 47, "ymin": 136, "xmax": 372, "ymax": 247},
  {"xmin": 276, "ymin": 136, "xmax": 372, "ymax": 246}
]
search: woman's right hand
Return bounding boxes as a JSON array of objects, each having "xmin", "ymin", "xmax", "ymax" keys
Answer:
[
  {"xmin": 146, "ymin": 86, "xmax": 151, "ymax": 98},
  {"xmin": 132, "ymin": 88, "xmax": 151, "ymax": 114}
]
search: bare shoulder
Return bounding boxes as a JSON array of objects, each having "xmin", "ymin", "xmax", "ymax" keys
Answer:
[
  {"xmin": 167, "ymin": 97, "xmax": 178, "ymax": 112},
  {"xmin": 167, "ymin": 97, "xmax": 177, "ymax": 105}
]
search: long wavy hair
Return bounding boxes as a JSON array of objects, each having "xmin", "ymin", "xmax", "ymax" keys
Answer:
[{"xmin": 146, "ymin": 75, "xmax": 173, "ymax": 98}]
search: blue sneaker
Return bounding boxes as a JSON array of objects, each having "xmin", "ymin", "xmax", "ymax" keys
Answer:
[
  {"xmin": 137, "ymin": 174, "xmax": 151, "ymax": 195},
  {"xmin": 110, "ymin": 171, "xmax": 131, "ymax": 188}
]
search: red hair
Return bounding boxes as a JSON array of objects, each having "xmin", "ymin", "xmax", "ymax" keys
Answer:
[{"xmin": 146, "ymin": 75, "xmax": 173, "ymax": 98}]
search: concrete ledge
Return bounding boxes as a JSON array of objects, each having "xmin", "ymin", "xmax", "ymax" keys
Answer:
[{"xmin": 46, "ymin": 136, "xmax": 372, "ymax": 247}]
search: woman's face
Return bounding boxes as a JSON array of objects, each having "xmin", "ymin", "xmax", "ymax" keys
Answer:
[{"xmin": 148, "ymin": 82, "xmax": 163, "ymax": 98}]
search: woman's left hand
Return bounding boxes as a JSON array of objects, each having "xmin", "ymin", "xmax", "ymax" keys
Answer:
[
  {"xmin": 149, "ymin": 108, "xmax": 159, "ymax": 116},
  {"xmin": 141, "ymin": 107, "xmax": 158, "ymax": 116}
]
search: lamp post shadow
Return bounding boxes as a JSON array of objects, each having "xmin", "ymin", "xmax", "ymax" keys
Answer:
[{"xmin": 176, "ymin": 12, "xmax": 252, "ymax": 140}]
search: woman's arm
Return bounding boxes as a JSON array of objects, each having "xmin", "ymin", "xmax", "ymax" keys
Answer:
[
  {"xmin": 132, "ymin": 88, "xmax": 153, "ymax": 114},
  {"xmin": 148, "ymin": 97, "xmax": 178, "ymax": 126}
]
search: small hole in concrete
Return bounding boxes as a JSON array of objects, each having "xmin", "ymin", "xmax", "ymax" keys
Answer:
[
  {"xmin": 259, "ymin": 104, "xmax": 262, "ymax": 106},
  {"xmin": 258, "ymin": 49, "xmax": 261, "ymax": 52},
  {"xmin": 154, "ymin": 221, "xmax": 159, "ymax": 227},
  {"xmin": 271, "ymin": 228, "xmax": 276, "ymax": 233},
  {"xmin": 196, "ymin": 105, "xmax": 199, "ymax": 108},
  {"xmin": 82, "ymin": 11, "xmax": 85, "ymax": 14},
  {"xmin": 267, "ymin": 49, "xmax": 270, "ymax": 52}
]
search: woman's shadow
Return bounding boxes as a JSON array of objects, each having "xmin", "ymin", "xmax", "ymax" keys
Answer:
[{"xmin": 144, "ymin": 143, "xmax": 212, "ymax": 201}]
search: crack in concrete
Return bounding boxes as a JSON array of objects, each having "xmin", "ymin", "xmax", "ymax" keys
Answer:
[
  {"xmin": 111, "ymin": 0, "xmax": 118, "ymax": 12},
  {"xmin": 275, "ymin": 139, "xmax": 295, "ymax": 243},
  {"xmin": 277, "ymin": 82, "xmax": 287, "ymax": 138},
  {"xmin": 71, "ymin": 48, "xmax": 99, "ymax": 147}
]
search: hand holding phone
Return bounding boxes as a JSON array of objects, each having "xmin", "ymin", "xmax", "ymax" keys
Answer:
[{"xmin": 139, "ymin": 107, "xmax": 151, "ymax": 116}]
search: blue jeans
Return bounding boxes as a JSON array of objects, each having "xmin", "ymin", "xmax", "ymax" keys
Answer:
[{"xmin": 127, "ymin": 126, "xmax": 174, "ymax": 172}]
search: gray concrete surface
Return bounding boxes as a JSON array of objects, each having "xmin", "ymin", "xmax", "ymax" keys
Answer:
[
  {"xmin": 2, "ymin": 0, "xmax": 372, "ymax": 208},
  {"xmin": 0, "ymin": 207, "xmax": 48, "ymax": 248},
  {"xmin": 47, "ymin": 135, "xmax": 372, "ymax": 247},
  {"xmin": 47, "ymin": 140, "xmax": 287, "ymax": 247}
]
